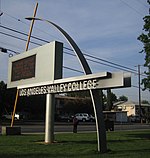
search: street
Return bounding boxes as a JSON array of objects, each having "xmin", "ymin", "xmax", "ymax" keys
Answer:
[{"xmin": 2, "ymin": 121, "xmax": 150, "ymax": 134}]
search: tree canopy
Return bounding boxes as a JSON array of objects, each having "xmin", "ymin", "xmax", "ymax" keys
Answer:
[
  {"xmin": 118, "ymin": 95, "xmax": 128, "ymax": 101},
  {"xmin": 137, "ymin": 0, "xmax": 150, "ymax": 91}
]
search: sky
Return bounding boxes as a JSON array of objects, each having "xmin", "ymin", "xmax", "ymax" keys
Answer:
[{"xmin": 0, "ymin": 0, "xmax": 149, "ymax": 102}]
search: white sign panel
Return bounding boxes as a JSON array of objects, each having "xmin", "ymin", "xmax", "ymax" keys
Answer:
[{"xmin": 7, "ymin": 41, "xmax": 63, "ymax": 88}]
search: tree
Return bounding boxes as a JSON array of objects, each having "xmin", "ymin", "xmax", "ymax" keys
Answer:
[
  {"xmin": 105, "ymin": 90, "xmax": 117, "ymax": 111},
  {"xmin": 141, "ymin": 100, "xmax": 149, "ymax": 104},
  {"xmin": 0, "ymin": 81, "xmax": 17, "ymax": 114},
  {"xmin": 0, "ymin": 81, "xmax": 7, "ymax": 114},
  {"xmin": 0, "ymin": 81, "xmax": 8, "ymax": 123},
  {"xmin": 118, "ymin": 95, "xmax": 128, "ymax": 101},
  {"xmin": 63, "ymin": 97, "xmax": 93, "ymax": 114},
  {"xmin": 66, "ymin": 91, "xmax": 90, "ymax": 98},
  {"xmin": 137, "ymin": 0, "xmax": 150, "ymax": 91},
  {"xmin": 110, "ymin": 92, "xmax": 117, "ymax": 102}
]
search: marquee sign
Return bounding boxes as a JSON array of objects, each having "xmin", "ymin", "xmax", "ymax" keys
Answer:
[
  {"xmin": 7, "ymin": 41, "xmax": 63, "ymax": 88},
  {"xmin": 18, "ymin": 72, "xmax": 131, "ymax": 96},
  {"xmin": 11, "ymin": 55, "xmax": 36, "ymax": 81}
]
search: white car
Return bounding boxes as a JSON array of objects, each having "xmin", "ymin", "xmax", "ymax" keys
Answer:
[
  {"xmin": 89, "ymin": 114, "xmax": 95, "ymax": 122},
  {"xmin": 75, "ymin": 113, "xmax": 91, "ymax": 122},
  {"xmin": 2, "ymin": 113, "xmax": 20, "ymax": 120}
]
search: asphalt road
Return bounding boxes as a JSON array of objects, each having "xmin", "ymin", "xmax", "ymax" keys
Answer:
[{"xmin": 2, "ymin": 121, "xmax": 150, "ymax": 134}]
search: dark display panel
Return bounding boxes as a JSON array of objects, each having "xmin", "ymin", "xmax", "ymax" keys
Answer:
[{"xmin": 11, "ymin": 55, "xmax": 36, "ymax": 81}]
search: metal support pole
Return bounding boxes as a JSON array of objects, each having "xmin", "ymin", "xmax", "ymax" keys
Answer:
[
  {"xmin": 45, "ymin": 94, "xmax": 55, "ymax": 143},
  {"xmin": 90, "ymin": 89, "xmax": 107, "ymax": 152},
  {"xmin": 106, "ymin": 89, "xmax": 112, "ymax": 111},
  {"xmin": 138, "ymin": 65, "xmax": 142, "ymax": 123}
]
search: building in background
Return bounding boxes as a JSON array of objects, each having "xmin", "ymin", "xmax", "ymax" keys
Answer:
[{"xmin": 114, "ymin": 101, "xmax": 150, "ymax": 122}]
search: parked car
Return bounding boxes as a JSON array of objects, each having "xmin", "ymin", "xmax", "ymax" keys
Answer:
[
  {"xmin": 2, "ymin": 112, "xmax": 20, "ymax": 120},
  {"xmin": 130, "ymin": 115, "xmax": 147, "ymax": 123},
  {"xmin": 59, "ymin": 115, "xmax": 74, "ymax": 122},
  {"xmin": 130, "ymin": 115, "xmax": 140, "ymax": 122},
  {"xmin": 75, "ymin": 113, "xmax": 91, "ymax": 122},
  {"xmin": 89, "ymin": 114, "xmax": 95, "ymax": 122}
]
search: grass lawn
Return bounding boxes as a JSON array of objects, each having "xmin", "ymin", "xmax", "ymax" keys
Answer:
[{"xmin": 0, "ymin": 130, "xmax": 150, "ymax": 158}]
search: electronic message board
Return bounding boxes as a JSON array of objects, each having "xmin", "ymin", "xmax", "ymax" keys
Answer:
[
  {"xmin": 7, "ymin": 41, "xmax": 63, "ymax": 88},
  {"xmin": 11, "ymin": 55, "xmax": 36, "ymax": 81}
]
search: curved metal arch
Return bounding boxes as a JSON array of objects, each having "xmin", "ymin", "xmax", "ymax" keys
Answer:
[
  {"xmin": 26, "ymin": 17, "xmax": 91, "ymax": 74},
  {"xmin": 26, "ymin": 17, "xmax": 107, "ymax": 153}
]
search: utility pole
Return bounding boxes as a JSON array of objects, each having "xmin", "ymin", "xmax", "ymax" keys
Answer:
[
  {"xmin": 25, "ymin": 2, "xmax": 38, "ymax": 51},
  {"xmin": 106, "ymin": 89, "xmax": 112, "ymax": 111},
  {"xmin": 11, "ymin": 2, "xmax": 38, "ymax": 127},
  {"xmin": 138, "ymin": 65, "xmax": 142, "ymax": 123}
]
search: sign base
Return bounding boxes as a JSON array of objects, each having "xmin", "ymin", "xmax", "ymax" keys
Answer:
[{"xmin": 2, "ymin": 126, "xmax": 21, "ymax": 135}]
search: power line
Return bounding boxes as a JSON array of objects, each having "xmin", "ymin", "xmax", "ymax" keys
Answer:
[
  {"xmin": 1, "ymin": 11, "xmax": 27, "ymax": 25},
  {"xmin": 132, "ymin": 85, "xmax": 150, "ymax": 92},
  {"xmin": 1, "ymin": 10, "xmax": 147, "ymax": 78},
  {"xmin": 137, "ymin": 0, "xmax": 148, "ymax": 9},
  {"xmin": 1, "ymin": 10, "xmax": 64, "ymax": 42},
  {"xmin": 0, "ymin": 31, "xmax": 41, "ymax": 46},
  {"xmin": 64, "ymin": 51, "xmax": 136, "ymax": 74},
  {"xmin": 3, "ymin": 46, "xmax": 132, "ymax": 74},
  {"xmin": 132, "ymin": 85, "xmax": 143, "ymax": 90},
  {"xmin": 1, "ymin": 9, "xmax": 146, "ymax": 76},
  {"xmin": 0, "ymin": 24, "xmax": 62, "ymax": 46},
  {"xmin": 86, "ymin": 57, "xmax": 136, "ymax": 74},
  {"xmin": 0, "ymin": 25, "xmax": 73, "ymax": 52},
  {"xmin": 1, "ymin": 47, "xmax": 149, "ymax": 91},
  {"xmin": 0, "ymin": 24, "xmax": 145, "ymax": 76},
  {"xmin": 83, "ymin": 52, "xmax": 137, "ymax": 73},
  {"xmin": 0, "ymin": 52, "xmax": 146, "ymax": 91},
  {"xmin": 120, "ymin": 0, "xmax": 144, "ymax": 16},
  {"xmin": 0, "ymin": 46, "xmax": 83, "ymax": 74},
  {"xmin": 6, "ymin": 48, "xmax": 20, "ymax": 54},
  {"xmin": 2, "ymin": 45, "xmax": 138, "ymax": 77},
  {"xmin": 0, "ymin": 41, "xmax": 23, "ymax": 50},
  {"xmin": 0, "ymin": 34, "xmax": 140, "ymax": 75},
  {"xmin": 63, "ymin": 66, "xmax": 83, "ymax": 74},
  {"xmin": 0, "ymin": 25, "xmax": 48, "ymax": 43},
  {"xmin": 0, "ymin": 24, "xmax": 141, "ymax": 74}
]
